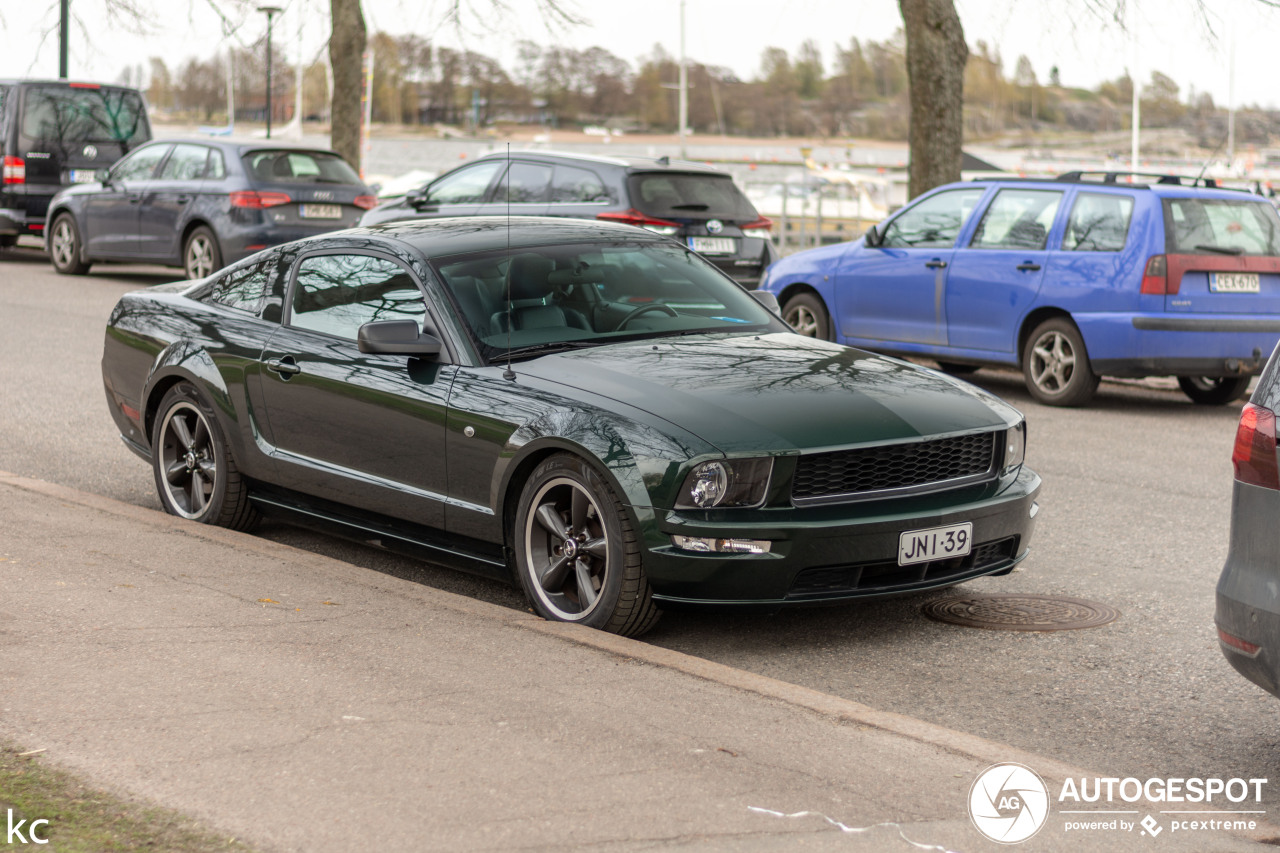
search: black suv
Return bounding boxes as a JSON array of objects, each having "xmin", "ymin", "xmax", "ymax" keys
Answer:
[
  {"xmin": 0, "ymin": 79, "xmax": 151, "ymax": 247},
  {"xmin": 359, "ymin": 150, "xmax": 777, "ymax": 287}
]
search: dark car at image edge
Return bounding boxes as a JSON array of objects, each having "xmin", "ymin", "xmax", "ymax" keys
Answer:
[
  {"xmin": 359, "ymin": 149, "xmax": 778, "ymax": 287},
  {"xmin": 1, "ymin": 78, "xmax": 151, "ymax": 246}
]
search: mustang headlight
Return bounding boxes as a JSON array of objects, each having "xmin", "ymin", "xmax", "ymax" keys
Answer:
[
  {"xmin": 676, "ymin": 458, "xmax": 773, "ymax": 509},
  {"xmin": 1003, "ymin": 421, "xmax": 1026, "ymax": 473}
]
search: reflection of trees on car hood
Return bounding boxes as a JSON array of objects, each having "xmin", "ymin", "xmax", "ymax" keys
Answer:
[{"xmin": 517, "ymin": 333, "xmax": 1019, "ymax": 454}]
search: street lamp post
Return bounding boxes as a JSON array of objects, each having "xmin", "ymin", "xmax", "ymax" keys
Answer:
[{"xmin": 259, "ymin": 6, "xmax": 283, "ymax": 138}]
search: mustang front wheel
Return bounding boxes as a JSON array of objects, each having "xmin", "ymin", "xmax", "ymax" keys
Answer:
[
  {"xmin": 152, "ymin": 382, "xmax": 257, "ymax": 530},
  {"xmin": 514, "ymin": 454, "xmax": 659, "ymax": 636}
]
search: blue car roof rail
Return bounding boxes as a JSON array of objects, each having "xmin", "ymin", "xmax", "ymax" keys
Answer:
[{"xmin": 1054, "ymin": 170, "xmax": 1224, "ymax": 189}]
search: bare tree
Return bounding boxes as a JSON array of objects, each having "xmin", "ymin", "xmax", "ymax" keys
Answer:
[{"xmin": 329, "ymin": 0, "xmax": 366, "ymax": 170}]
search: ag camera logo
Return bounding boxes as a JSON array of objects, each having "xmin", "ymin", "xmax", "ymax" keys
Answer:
[{"xmin": 969, "ymin": 763, "xmax": 1050, "ymax": 843}]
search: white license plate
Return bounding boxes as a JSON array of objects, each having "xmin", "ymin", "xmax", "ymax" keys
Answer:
[
  {"xmin": 898, "ymin": 522, "xmax": 973, "ymax": 566},
  {"xmin": 1210, "ymin": 272, "xmax": 1260, "ymax": 293},
  {"xmin": 300, "ymin": 204, "xmax": 342, "ymax": 219},
  {"xmin": 69, "ymin": 169, "xmax": 97, "ymax": 184},
  {"xmin": 689, "ymin": 236, "xmax": 735, "ymax": 255}
]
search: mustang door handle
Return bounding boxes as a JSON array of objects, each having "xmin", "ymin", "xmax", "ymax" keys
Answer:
[
  {"xmin": 925, "ymin": 259, "xmax": 947, "ymax": 269},
  {"xmin": 1016, "ymin": 262, "xmax": 1042, "ymax": 271},
  {"xmin": 266, "ymin": 357, "xmax": 301, "ymax": 376}
]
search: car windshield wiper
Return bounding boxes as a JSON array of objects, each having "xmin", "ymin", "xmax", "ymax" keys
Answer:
[
  {"xmin": 1195, "ymin": 244, "xmax": 1245, "ymax": 255},
  {"xmin": 496, "ymin": 341, "xmax": 602, "ymax": 361}
]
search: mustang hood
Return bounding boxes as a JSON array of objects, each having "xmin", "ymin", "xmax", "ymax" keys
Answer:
[{"xmin": 517, "ymin": 333, "xmax": 1020, "ymax": 455}]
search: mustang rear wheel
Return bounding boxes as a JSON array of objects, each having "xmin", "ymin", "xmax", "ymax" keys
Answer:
[
  {"xmin": 152, "ymin": 382, "xmax": 257, "ymax": 530},
  {"xmin": 1022, "ymin": 318, "xmax": 1099, "ymax": 407},
  {"xmin": 514, "ymin": 453, "xmax": 659, "ymax": 636},
  {"xmin": 1177, "ymin": 375, "xmax": 1252, "ymax": 406},
  {"xmin": 782, "ymin": 292, "xmax": 831, "ymax": 340},
  {"xmin": 183, "ymin": 226, "xmax": 222, "ymax": 280},
  {"xmin": 50, "ymin": 213, "xmax": 91, "ymax": 275}
]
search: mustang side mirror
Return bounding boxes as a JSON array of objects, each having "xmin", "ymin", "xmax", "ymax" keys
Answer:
[
  {"xmin": 749, "ymin": 289, "xmax": 780, "ymax": 313},
  {"xmin": 357, "ymin": 319, "xmax": 442, "ymax": 357}
]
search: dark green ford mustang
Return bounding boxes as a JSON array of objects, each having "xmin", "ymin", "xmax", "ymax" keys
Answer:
[{"xmin": 102, "ymin": 217, "xmax": 1041, "ymax": 636}]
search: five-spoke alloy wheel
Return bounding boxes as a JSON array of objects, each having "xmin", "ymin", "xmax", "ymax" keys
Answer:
[
  {"xmin": 782, "ymin": 292, "xmax": 831, "ymax": 340},
  {"xmin": 152, "ymin": 382, "xmax": 257, "ymax": 529},
  {"xmin": 183, "ymin": 226, "xmax": 222, "ymax": 280},
  {"xmin": 514, "ymin": 454, "xmax": 658, "ymax": 636},
  {"xmin": 50, "ymin": 213, "xmax": 90, "ymax": 275},
  {"xmin": 1022, "ymin": 318, "xmax": 1099, "ymax": 407}
]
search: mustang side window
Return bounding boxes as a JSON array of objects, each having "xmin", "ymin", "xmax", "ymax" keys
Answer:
[
  {"xmin": 1064, "ymin": 193, "xmax": 1134, "ymax": 252},
  {"xmin": 970, "ymin": 189, "xmax": 1063, "ymax": 251},
  {"xmin": 207, "ymin": 261, "xmax": 270, "ymax": 314},
  {"xmin": 880, "ymin": 188, "xmax": 984, "ymax": 249},
  {"xmin": 289, "ymin": 254, "xmax": 428, "ymax": 340}
]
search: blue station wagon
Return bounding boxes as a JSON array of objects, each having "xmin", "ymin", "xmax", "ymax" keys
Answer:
[{"xmin": 762, "ymin": 172, "xmax": 1280, "ymax": 406}]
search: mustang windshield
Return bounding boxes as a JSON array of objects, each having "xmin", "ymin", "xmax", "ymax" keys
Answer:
[{"xmin": 432, "ymin": 241, "xmax": 782, "ymax": 361}]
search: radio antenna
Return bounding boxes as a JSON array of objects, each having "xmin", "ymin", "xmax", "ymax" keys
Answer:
[{"xmin": 502, "ymin": 142, "xmax": 516, "ymax": 381}]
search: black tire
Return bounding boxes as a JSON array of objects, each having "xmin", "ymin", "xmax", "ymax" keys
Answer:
[
  {"xmin": 782, "ymin": 291, "xmax": 832, "ymax": 340},
  {"xmin": 183, "ymin": 225, "xmax": 222, "ymax": 280},
  {"xmin": 1177, "ymin": 375, "xmax": 1252, "ymax": 406},
  {"xmin": 1021, "ymin": 317, "xmax": 1099, "ymax": 407},
  {"xmin": 151, "ymin": 382, "xmax": 258, "ymax": 530},
  {"xmin": 513, "ymin": 453, "xmax": 659, "ymax": 637},
  {"xmin": 0, "ymin": 234, "xmax": 16, "ymax": 250},
  {"xmin": 936, "ymin": 361, "xmax": 980, "ymax": 376},
  {"xmin": 49, "ymin": 213, "xmax": 91, "ymax": 275}
]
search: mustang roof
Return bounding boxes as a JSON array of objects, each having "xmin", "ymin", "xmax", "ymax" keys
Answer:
[{"xmin": 363, "ymin": 216, "xmax": 675, "ymax": 258}]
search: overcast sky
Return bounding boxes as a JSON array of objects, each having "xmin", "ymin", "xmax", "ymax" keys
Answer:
[{"xmin": 2, "ymin": 0, "xmax": 1278, "ymax": 109}]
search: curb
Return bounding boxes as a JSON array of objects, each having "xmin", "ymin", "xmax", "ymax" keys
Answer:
[{"xmin": 5, "ymin": 469, "xmax": 1278, "ymax": 844}]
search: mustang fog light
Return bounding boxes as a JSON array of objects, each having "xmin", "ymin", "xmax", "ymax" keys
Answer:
[
  {"xmin": 676, "ymin": 458, "xmax": 773, "ymax": 509},
  {"xmin": 671, "ymin": 535, "xmax": 772, "ymax": 554}
]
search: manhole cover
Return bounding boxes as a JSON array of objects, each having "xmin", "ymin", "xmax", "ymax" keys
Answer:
[{"xmin": 922, "ymin": 594, "xmax": 1120, "ymax": 632}]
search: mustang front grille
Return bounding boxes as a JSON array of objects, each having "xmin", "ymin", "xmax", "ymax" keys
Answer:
[{"xmin": 791, "ymin": 431, "xmax": 999, "ymax": 505}]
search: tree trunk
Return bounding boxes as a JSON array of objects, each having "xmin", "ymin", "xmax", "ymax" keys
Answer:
[
  {"xmin": 329, "ymin": 0, "xmax": 366, "ymax": 172},
  {"xmin": 898, "ymin": 0, "xmax": 968, "ymax": 200}
]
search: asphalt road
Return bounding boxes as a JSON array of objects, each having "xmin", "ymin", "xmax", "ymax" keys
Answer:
[{"xmin": 3, "ymin": 240, "xmax": 1279, "ymax": 813}]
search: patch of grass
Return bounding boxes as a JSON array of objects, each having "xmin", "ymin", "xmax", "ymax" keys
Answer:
[{"xmin": 0, "ymin": 742, "xmax": 253, "ymax": 852}]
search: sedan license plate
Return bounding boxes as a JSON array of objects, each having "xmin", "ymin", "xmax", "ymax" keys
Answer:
[
  {"xmin": 689, "ymin": 236, "xmax": 736, "ymax": 255},
  {"xmin": 898, "ymin": 522, "xmax": 972, "ymax": 566},
  {"xmin": 1210, "ymin": 272, "xmax": 1260, "ymax": 293},
  {"xmin": 69, "ymin": 169, "xmax": 97, "ymax": 184},
  {"xmin": 300, "ymin": 204, "xmax": 343, "ymax": 219}
]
